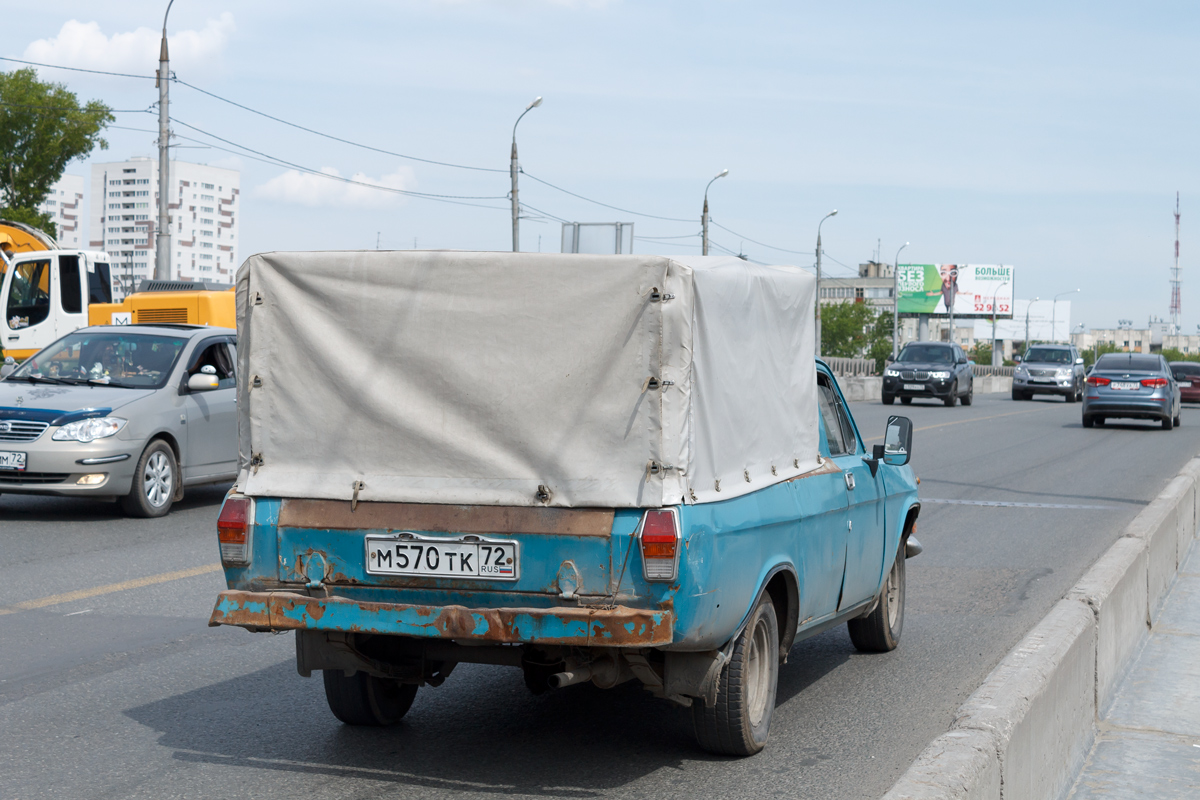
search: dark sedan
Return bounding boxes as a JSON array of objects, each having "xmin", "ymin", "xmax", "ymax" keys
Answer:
[
  {"xmin": 1169, "ymin": 361, "xmax": 1200, "ymax": 404},
  {"xmin": 1083, "ymin": 353, "xmax": 1181, "ymax": 429},
  {"xmin": 882, "ymin": 342, "xmax": 974, "ymax": 406}
]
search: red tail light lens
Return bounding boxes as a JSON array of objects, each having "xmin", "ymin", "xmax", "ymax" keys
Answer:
[
  {"xmin": 1087, "ymin": 376, "xmax": 1110, "ymax": 386},
  {"xmin": 1141, "ymin": 377, "xmax": 1168, "ymax": 388},
  {"xmin": 640, "ymin": 509, "xmax": 679, "ymax": 581},
  {"xmin": 217, "ymin": 495, "xmax": 252, "ymax": 566}
]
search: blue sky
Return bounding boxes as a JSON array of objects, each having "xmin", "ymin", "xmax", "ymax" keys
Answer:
[{"xmin": 9, "ymin": 1, "xmax": 1200, "ymax": 330}]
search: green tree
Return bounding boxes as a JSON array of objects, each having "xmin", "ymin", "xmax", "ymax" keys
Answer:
[
  {"xmin": 821, "ymin": 302, "xmax": 894, "ymax": 372},
  {"xmin": 970, "ymin": 342, "xmax": 993, "ymax": 366},
  {"xmin": 1081, "ymin": 341, "xmax": 1119, "ymax": 368},
  {"xmin": 0, "ymin": 68, "xmax": 112, "ymax": 233}
]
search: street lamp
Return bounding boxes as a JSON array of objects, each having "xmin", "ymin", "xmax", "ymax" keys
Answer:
[
  {"xmin": 1023, "ymin": 296, "xmax": 1040, "ymax": 356},
  {"xmin": 990, "ymin": 281, "xmax": 1009, "ymax": 366},
  {"xmin": 700, "ymin": 169, "xmax": 729, "ymax": 256},
  {"xmin": 1052, "ymin": 288, "xmax": 1081, "ymax": 343},
  {"xmin": 814, "ymin": 210, "xmax": 837, "ymax": 357},
  {"xmin": 892, "ymin": 242, "xmax": 908, "ymax": 360},
  {"xmin": 510, "ymin": 96, "xmax": 542, "ymax": 252},
  {"xmin": 155, "ymin": 0, "xmax": 177, "ymax": 281}
]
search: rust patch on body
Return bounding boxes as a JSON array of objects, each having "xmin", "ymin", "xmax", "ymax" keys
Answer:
[
  {"xmin": 787, "ymin": 458, "xmax": 841, "ymax": 482},
  {"xmin": 279, "ymin": 499, "xmax": 615, "ymax": 537}
]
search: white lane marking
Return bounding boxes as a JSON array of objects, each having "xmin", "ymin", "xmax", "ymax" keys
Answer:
[
  {"xmin": 924, "ymin": 498, "xmax": 1118, "ymax": 510},
  {"xmin": 63, "ymin": 609, "xmax": 94, "ymax": 617}
]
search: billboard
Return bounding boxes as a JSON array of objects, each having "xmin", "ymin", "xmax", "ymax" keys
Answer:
[{"xmin": 897, "ymin": 264, "xmax": 1014, "ymax": 318}]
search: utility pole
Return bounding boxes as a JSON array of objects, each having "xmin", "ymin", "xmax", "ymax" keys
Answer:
[
  {"xmin": 1024, "ymin": 297, "xmax": 1039, "ymax": 353},
  {"xmin": 510, "ymin": 97, "xmax": 542, "ymax": 252},
  {"xmin": 1171, "ymin": 192, "xmax": 1181, "ymax": 333},
  {"xmin": 892, "ymin": 242, "xmax": 908, "ymax": 360},
  {"xmin": 815, "ymin": 210, "xmax": 838, "ymax": 356},
  {"xmin": 154, "ymin": 0, "xmax": 176, "ymax": 281}
]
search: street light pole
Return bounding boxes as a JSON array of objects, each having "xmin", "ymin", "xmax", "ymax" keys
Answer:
[
  {"xmin": 892, "ymin": 242, "xmax": 908, "ymax": 360},
  {"xmin": 1024, "ymin": 296, "xmax": 1039, "ymax": 354},
  {"xmin": 154, "ymin": 0, "xmax": 176, "ymax": 281},
  {"xmin": 814, "ymin": 210, "xmax": 838, "ymax": 357},
  {"xmin": 990, "ymin": 281, "xmax": 1008, "ymax": 366},
  {"xmin": 510, "ymin": 96, "xmax": 542, "ymax": 252},
  {"xmin": 1051, "ymin": 288, "xmax": 1081, "ymax": 343},
  {"xmin": 701, "ymin": 169, "xmax": 729, "ymax": 256}
]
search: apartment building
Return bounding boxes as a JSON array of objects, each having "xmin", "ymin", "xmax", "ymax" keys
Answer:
[{"xmin": 36, "ymin": 173, "xmax": 85, "ymax": 248}]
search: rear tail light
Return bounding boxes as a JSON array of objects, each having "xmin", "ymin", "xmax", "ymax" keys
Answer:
[
  {"xmin": 1087, "ymin": 376, "xmax": 1110, "ymax": 386},
  {"xmin": 639, "ymin": 508, "xmax": 680, "ymax": 581},
  {"xmin": 1141, "ymin": 377, "xmax": 1169, "ymax": 387},
  {"xmin": 217, "ymin": 495, "xmax": 253, "ymax": 566}
]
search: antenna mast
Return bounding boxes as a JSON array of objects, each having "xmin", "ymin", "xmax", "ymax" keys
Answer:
[{"xmin": 1170, "ymin": 192, "xmax": 1181, "ymax": 332}]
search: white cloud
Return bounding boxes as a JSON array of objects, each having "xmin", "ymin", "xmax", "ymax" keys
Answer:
[
  {"xmin": 255, "ymin": 166, "xmax": 417, "ymax": 208},
  {"xmin": 22, "ymin": 14, "xmax": 236, "ymax": 74}
]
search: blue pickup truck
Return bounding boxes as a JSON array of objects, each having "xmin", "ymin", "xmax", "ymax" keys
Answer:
[{"xmin": 208, "ymin": 251, "xmax": 921, "ymax": 756}]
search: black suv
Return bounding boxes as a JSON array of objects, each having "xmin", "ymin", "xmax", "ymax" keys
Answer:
[{"xmin": 883, "ymin": 342, "xmax": 975, "ymax": 406}]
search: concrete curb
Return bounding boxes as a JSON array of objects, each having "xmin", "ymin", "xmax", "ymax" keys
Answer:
[
  {"xmin": 882, "ymin": 456, "xmax": 1200, "ymax": 800},
  {"xmin": 837, "ymin": 376, "xmax": 1013, "ymax": 403}
]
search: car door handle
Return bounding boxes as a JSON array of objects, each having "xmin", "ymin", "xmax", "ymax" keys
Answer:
[{"xmin": 844, "ymin": 472, "xmax": 856, "ymax": 491}]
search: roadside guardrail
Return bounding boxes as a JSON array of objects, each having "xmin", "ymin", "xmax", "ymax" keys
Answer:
[{"xmin": 822, "ymin": 356, "xmax": 876, "ymax": 376}]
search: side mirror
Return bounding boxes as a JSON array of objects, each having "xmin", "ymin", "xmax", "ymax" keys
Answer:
[
  {"xmin": 1075, "ymin": 357, "xmax": 1084, "ymax": 365},
  {"xmin": 187, "ymin": 373, "xmax": 219, "ymax": 392},
  {"xmin": 883, "ymin": 415, "xmax": 913, "ymax": 466},
  {"xmin": 0, "ymin": 356, "xmax": 15, "ymax": 379}
]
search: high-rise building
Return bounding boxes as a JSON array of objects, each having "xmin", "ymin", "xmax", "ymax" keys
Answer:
[
  {"xmin": 90, "ymin": 157, "xmax": 240, "ymax": 296},
  {"xmin": 36, "ymin": 173, "xmax": 85, "ymax": 248}
]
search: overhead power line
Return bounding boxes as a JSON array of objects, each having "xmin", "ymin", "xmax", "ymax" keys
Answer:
[
  {"xmin": 710, "ymin": 220, "xmax": 813, "ymax": 257},
  {"xmin": 0, "ymin": 55, "xmax": 157, "ymax": 80},
  {"xmin": 520, "ymin": 172, "xmax": 696, "ymax": 223},
  {"xmin": 172, "ymin": 78, "xmax": 506, "ymax": 174},
  {"xmin": 0, "ymin": 100, "xmax": 151, "ymax": 114}
]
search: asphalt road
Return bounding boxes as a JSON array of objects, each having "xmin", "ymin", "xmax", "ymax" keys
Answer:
[{"xmin": 2, "ymin": 392, "xmax": 1198, "ymax": 800}]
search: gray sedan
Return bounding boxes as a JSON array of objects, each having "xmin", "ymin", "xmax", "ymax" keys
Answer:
[
  {"xmin": 0, "ymin": 325, "xmax": 237, "ymax": 515},
  {"xmin": 1082, "ymin": 352, "xmax": 1181, "ymax": 430}
]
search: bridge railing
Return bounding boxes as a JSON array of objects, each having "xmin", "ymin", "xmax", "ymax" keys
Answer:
[{"xmin": 822, "ymin": 356, "xmax": 877, "ymax": 376}]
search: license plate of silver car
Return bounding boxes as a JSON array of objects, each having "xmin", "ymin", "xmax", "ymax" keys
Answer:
[
  {"xmin": 1111, "ymin": 381, "xmax": 1139, "ymax": 390},
  {"xmin": 0, "ymin": 451, "xmax": 26, "ymax": 471},
  {"xmin": 903, "ymin": 383, "xmax": 924, "ymax": 391},
  {"xmin": 365, "ymin": 534, "xmax": 519, "ymax": 580}
]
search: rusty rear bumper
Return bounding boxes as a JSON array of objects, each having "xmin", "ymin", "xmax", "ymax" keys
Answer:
[{"xmin": 208, "ymin": 590, "xmax": 674, "ymax": 647}]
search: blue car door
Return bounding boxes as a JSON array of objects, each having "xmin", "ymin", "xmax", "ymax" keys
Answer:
[{"xmin": 819, "ymin": 375, "xmax": 887, "ymax": 609}]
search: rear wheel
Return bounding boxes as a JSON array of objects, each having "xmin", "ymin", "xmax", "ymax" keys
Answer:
[
  {"xmin": 692, "ymin": 595, "xmax": 780, "ymax": 756},
  {"xmin": 1174, "ymin": 412, "xmax": 1182, "ymax": 427},
  {"xmin": 962, "ymin": 381, "xmax": 973, "ymax": 406},
  {"xmin": 322, "ymin": 670, "xmax": 418, "ymax": 726},
  {"xmin": 1162, "ymin": 415, "xmax": 1174, "ymax": 430},
  {"xmin": 848, "ymin": 548, "xmax": 906, "ymax": 652},
  {"xmin": 1082, "ymin": 415, "xmax": 1095, "ymax": 428},
  {"xmin": 882, "ymin": 394, "xmax": 895, "ymax": 405},
  {"xmin": 900, "ymin": 396, "xmax": 913, "ymax": 405}
]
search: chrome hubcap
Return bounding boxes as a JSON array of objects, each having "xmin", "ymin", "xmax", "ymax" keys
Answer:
[{"xmin": 143, "ymin": 451, "xmax": 173, "ymax": 507}]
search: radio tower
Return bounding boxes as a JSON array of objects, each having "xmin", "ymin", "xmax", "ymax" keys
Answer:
[{"xmin": 1170, "ymin": 192, "xmax": 1181, "ymax": 333}]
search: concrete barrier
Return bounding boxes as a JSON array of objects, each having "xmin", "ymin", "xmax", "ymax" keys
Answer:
[
  {"xmin": 837, "ymin": 376, "xmax": 1012, "ymax": 402},
  {"xmin": 882, "ymin": 458, "xmax": 1200, "ymax": 800}
]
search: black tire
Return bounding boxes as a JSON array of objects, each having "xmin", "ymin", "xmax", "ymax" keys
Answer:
[
  {"xmin": 1095, "ymin": 417, "xmax": 1105, "ymax": 426},
  {"xmin": 962, "ymin": 381, "xmax": 973, "ymax": 406},
  {"xmin": 882, "ymin": 394, "xmax": 895, "ymax": 405},
  {"xmin": 1162, "ymin": 415, "xmax": 1173, "ymax": 431},
  {"xmin": 120, "ymin": 440, "xmax": 178, "ymax": 518},
  {"xmin": 900, "ymin": 396, "xmax": 913, "ymax": 405},
  {"xmin": 1065, "ymin": 386, "xmax": 1077, "ymax": 403},
  {"xmin": 1011, "ymin": 389, "xmax": 1022, "ymax": 401},
  {"xmin": 692, "ymin": 596, "xmax": 780, "ymax": 756},
  {"xmin": 944, "ymin": 383, "xmax": 957, "ymax": 407},
  {"xmin": 322, "ymin": 670, "xmax": 418, "ymax": 726},
  {"xmin": 1082, "ymin": 415, "xmax": 1094, "ymax": 428},
  {"xmin": 1174, "ymin": 412, "xmax": 1182, "ymax": 427},
  {"xmin": 848, "ymin": 547, "xmax": 906, "ymax": 652}
]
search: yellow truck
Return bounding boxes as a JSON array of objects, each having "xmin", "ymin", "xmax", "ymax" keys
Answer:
[{"xmin": 1, "ymin": 220, "xmax": 233, "ymax": 362}]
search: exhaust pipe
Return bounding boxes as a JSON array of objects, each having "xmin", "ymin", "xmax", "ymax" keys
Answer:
[{"xmin": 548, "ymin": 667, "xmax": 592, "ymax": 689}]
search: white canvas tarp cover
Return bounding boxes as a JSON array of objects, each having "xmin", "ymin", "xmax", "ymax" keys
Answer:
[{"xmin": 235, "ymin": 251, "xmax": 818, "ymax": 508}]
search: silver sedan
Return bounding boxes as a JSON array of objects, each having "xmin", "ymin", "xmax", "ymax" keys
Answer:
[{"xmin": 0, "ymin": 325, "xmax": 238, "ymax": 516}]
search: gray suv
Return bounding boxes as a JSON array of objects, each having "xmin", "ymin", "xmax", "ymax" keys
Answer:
[
  {"xmin": 1012, "ymin": 344, "xmax": 1085, "ymax": 402},
  {"xmin": 0, "ymin": 324, "xmax": 237, "ymax": 516}
]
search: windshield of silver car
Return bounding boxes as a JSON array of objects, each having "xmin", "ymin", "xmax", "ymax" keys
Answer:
[
  {"xmin": 1024, "ymin": 347, "xmax": 1073, "ymax": 364},
  {"xmin": 8, "ymin": 332, "xmax": 189, "ymax": 388}
]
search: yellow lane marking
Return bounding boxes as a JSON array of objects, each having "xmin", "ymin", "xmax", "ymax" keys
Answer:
[
  {"xmin": 0, "ymin": 563, "xmax": 222, "ymax": 616},
  {"xmin": 865, "ymin": 406, "xmax": 1055, "ymax": 442}
]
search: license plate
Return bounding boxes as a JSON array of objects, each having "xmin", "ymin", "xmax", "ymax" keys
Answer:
[
  {"xmin": 1179, "ymin": 381, "xmax": 1192, "ymax": 387},
  {"xmin": 0, "ymin": 451, "xmax": 26, "ymax": 471},
  {"xmin": 1111, "ymin": 381, "xmax": 1139, "ymax": 390},
  {"xmin": 903, "ymin": 383, "xmax": 925, "ymax": 391},
  {"xmin": 365, "ymin": 534, "xmax": 519, "ymax": 580}
]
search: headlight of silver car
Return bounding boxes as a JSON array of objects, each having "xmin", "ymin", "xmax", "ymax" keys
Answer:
[
  {"xmin": 1056, "ymin": 367, "xmax": 1072, "ymax": 377},
  {"xmin": 884, "ymin": 368, "xmax": 901, "ymax": 377},
  {"xmin": 1015, "ymin": 366, "xmax": 1028, "ymax": 377},
  {"xmin": 52, "ymin": 417, "xmax": 127, "ymax": 443},
  {"xmin": 930, "ymin": 371, "xmax": 951, "ymax": 379}
]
